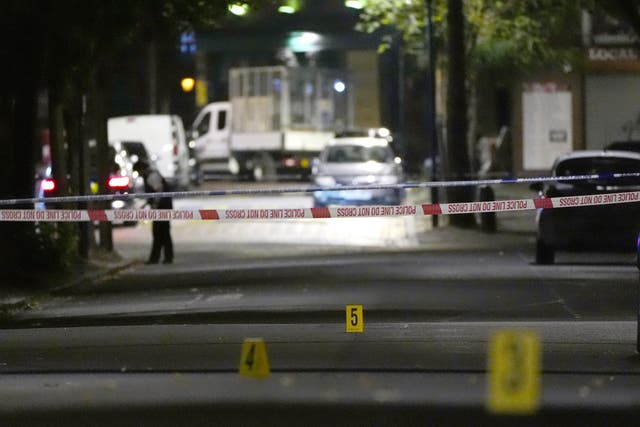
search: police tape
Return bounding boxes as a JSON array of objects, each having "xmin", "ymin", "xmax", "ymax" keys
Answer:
[
  {"xmin": 1, "ymin": 190, "xmax": 639, "ymax": 222},
  {"xmin": 3, "ymin": 172, "xmax": 640, "ymax": 206}
]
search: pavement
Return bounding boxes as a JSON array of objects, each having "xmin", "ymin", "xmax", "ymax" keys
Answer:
[
  {"xmin": 0, "ymin": 183, "xmax": 539, "ymax": 313},
  {"xmin": 0, "ymin": 250, "xmax": 138, "ymax": 314}
]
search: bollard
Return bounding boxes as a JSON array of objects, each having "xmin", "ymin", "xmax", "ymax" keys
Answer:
[{"xmin": 478, "ymin": 185, "xmax": 497, "ymax": 232}]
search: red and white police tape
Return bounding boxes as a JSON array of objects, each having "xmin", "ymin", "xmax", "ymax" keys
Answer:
[{"xmin": 1, "ymin": 190, "xmax": 639, "ymax": 222}]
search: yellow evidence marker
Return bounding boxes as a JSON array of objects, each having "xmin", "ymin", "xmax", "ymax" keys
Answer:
[
  {"xmin": 239, "ymin": 338, "xmax": 270, "ymax": 379},
  {"xmin": 487, "ymin": 330, "xmax": 541, "ymax": 414},
  {"xmin": 346, "ymin": 305, "xmax": 364, "ymax": 333}
]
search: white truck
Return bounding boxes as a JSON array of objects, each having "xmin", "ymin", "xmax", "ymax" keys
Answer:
[{"xmin": 190, "ymin": 66, "xmax": 353, "ymax": 181}]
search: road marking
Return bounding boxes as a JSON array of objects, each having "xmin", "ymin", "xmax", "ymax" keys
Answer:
[
  {"xmin": 239, "ymin": 338, "xmax": 270, "ymax": 379},
  {"xmin": 346, "ymin": 305, "xmax": 364, "ymax": 333},
  {"xmin": 487, "ymin": 330, "xmax": 540, "ymax": 414}
]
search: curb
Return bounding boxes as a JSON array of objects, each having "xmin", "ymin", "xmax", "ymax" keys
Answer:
[
  {"xmin": 49, "ymin": 259, "xmax": 141, "ymax": 295},
  {"xmin": 0, "ymin": 259, "xmax": 140, "ymax": 315}
]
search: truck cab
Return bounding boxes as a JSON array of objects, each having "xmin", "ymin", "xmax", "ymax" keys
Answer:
[{"xmin": 190, "ymin": 102, "xmax": 234, "ymax": 178}]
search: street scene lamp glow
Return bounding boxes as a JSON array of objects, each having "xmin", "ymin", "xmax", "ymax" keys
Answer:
[
  {"xmin": 228, "ymin": 3, "xmax": 249, "ymax": 16},
  {"xmin": 278, "ymin": 0, "xmax": 299, "ymax": 14},
  {"xmin": 288, "ymin": 31, "xmax": 322, "ymax": 52},
  {"xmin": 181, "ymin": 77, "xmax": 196, "ymax": 92},
  {"xmin": 278, "ymin": 6, "xmax": 296, "ymax": 14},
  {"xmin": 345, "ymin": 0, "xmax": 365, "ymax": 9},
  {"xmin": 333, "ymin": 80, "xmax": 346, "ymax": 93}
]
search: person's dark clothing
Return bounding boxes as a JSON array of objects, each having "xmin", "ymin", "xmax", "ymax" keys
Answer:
[
  {"xmin": 144, "ymin": 169, "xmax": 174, "ymax": 264},
  {"xmin": 149, "ymin": 221, "xmax": 173, "ymax": 264}
]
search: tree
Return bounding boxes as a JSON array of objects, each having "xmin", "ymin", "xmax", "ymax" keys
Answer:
[
  {"xmin": 358, "ymin": 0, "xmax": 586, "ymax": 225},
  {"xmin": 0, "ymin": 1, "xmax": 252, "ymax": 282}
]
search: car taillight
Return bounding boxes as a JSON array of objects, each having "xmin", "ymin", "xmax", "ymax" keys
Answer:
[
  {"xmin": 282, "ymin": 158, "xmax": 297, "ymax": 168},
  {"xmin": 108, "ymin": 176, "xmax": 130, "ymax": 189},
  {"xmin": 41, "ymin": 178, "xmax": 56, "ymax": 192}
]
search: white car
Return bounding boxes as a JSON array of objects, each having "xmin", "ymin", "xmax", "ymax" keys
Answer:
[{"xmin": 312, "ymin": 137, "xmax": 405, "ymax": 207}]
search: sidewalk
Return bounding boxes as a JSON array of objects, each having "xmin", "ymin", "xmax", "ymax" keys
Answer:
[
  {"xmin": 0, "ymin": 183, "xmax": 539, "ymax": 312},
  {"xmin": 415, "ymin": 182, "xmax": 537, "ymax": 250},
  {"xmin": 0, "ymin": 251, "xmax": 138, "ymax": 313}
]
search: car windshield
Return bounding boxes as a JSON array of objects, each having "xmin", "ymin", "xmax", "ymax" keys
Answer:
[
  {"xmin": 555, "ymin": 156, "xmax": 640, "ymax": 185},
  {"xmin": 4, "ymin": 1, "xmax": 640, "ymax": 423},
  {"xmin": 325, "ymin": 144, "xmax": 393, "ymax": 163},
  {"xmin": 606, "ymin": 141, "xmax": 640, "ymax": 153}
]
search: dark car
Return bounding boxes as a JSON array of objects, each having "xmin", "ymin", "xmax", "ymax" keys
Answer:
[
  {"xmin": 105, "ymin": 142, "xmax": 148, "ymax": 224},
  {"xmin": 606, "ymin": 140, "xmax": 640, "ymax": 153},
  {"xmin": 533, "ymin": 150, "xmax": 640, "ymax": 264}
]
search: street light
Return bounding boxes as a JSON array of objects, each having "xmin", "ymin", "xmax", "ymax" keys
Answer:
[
  {"xmin": 228, "ymin": 3, "xmax": 249, "ymax": 16},
  {"xmin": 180, "ymin": 77, "xmax": 196, "ymax": 92},
  {"xmin": 333, "ymin": 80, "xmax": 346, "ymax": 93},
  {"xmin": 345, "ymin": 0, "xmax": 365, "ymax": 9},
  {"xmin": 287, "ymin": 31, "xmax": 322, "ymax": 52},
  {"xmin": 278, "ymin": 0, "xmax": 299, "ymax": 14}
]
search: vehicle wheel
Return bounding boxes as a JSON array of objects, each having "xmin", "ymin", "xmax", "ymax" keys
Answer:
[
  {"xmin": 253, "ymin": 164, "xmax": 265, "ymax": 182},
  {"xmin": 535, "ymin": 238, "xmax": 554, "ymax": 265}
]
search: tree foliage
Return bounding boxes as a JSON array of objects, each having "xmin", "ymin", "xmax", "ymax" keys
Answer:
[
  {"xmin": 358, "ymin": 0, "xmax": 586, "ymax": 76},
  {"xmin": 0, "ymin": 1, "xmax": 246, "ymax": 280}
]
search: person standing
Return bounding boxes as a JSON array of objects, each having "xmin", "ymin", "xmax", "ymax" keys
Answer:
[{"xmin": 134, "ymin": 160, "xmax": 174, "ymax": 264}]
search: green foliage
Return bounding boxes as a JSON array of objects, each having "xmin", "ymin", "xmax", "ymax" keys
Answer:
[
  {"xmin": 30, "ymin": 223, "xmax": 79, "ymax": 273},
  {"xmin": 359, "ymin": 0, "xmax": 586, "ymax": 76},
  {"xmin": 0, "ymin": 222, "xmax": 78, "ymax": 282}
]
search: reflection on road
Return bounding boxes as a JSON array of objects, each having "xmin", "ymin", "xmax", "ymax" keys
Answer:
[{"xmin": 113, "ymin": 181, "xmax": 432, "ymax": 261}]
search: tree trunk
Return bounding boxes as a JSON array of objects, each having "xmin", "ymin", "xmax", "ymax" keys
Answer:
[
  {"xmin": 467, "ymin": 79, "xmax": 478, "ymax": 173},
  {"xmin": 90, "ymin": 72, "xmax": 113, "ymax": 252},
  {"xmin": 66, "ymin": 89, "xmax": 91, "ymax": 259},
  {"xmin": 148, "ymin": 40, "xmax": 158, "ymax": 114},
  {"xmin": 446, "ymin": 0, "xmax": 475, "ymax": 227},
  {"xmin": 0, "ymin": 46, "xmax": 43, "ymax": 279},
  {"xmin": 49, "ymin": 77, "xmax": 68, "ymax": 199}
]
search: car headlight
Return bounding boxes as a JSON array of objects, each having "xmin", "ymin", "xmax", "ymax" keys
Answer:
[
  {"xmin": 315, "ymin": 176, "xmax": 336, "ymax": 187},
  {"xmin": 378, "ymin": 175, "xmax": 399, "ymax": 185}
]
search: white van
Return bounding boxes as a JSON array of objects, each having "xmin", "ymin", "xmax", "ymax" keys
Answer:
[{"xmin": 108, "ymin": 115, "xmax": 190, "ymax": 189}]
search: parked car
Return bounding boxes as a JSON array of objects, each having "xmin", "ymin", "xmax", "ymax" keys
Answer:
[
  {"xmin": 104, "ymin": 143, "xmax": 147, "ymax": 225},
  {"xmin": 606, "ymin": 140, "xmax": 640, "ymax": 153},
  {"xmin": 34, "ymin": 163, "xmax": 55, "ymax": 210},
  {"xmin": 532, "ymin": 150, "xmax": 640, "ymax": 264},
  {"xmin": 312, "ymin": 137, "xmax": 405, "ymax": 207},
  {"xmin": 37, "ymin": 142, "xmax": 146, "ymax": 224}
]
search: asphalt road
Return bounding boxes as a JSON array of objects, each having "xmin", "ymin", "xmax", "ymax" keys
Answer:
[
  {"xmin": 9, "ymin": 250, "xmax": 638, "ymax": 325},
  {"xmin": 2, "ymin": 182, "xmax": 640, "ymax": 423}
]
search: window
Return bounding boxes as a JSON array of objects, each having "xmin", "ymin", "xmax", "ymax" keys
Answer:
[
  {"xmin": 326, "ymin": 144, "xmax": 393, "ymax": 163},
  {"xmin": 217, "ymin": 110, "xmax": 227, "ymax": 130},
  {"xmin": 197, "ymin": 112, "xmax": 211, "ymax": 135}
]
